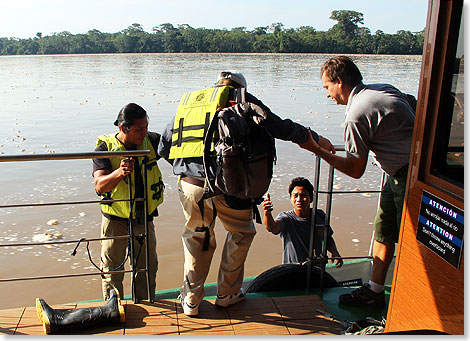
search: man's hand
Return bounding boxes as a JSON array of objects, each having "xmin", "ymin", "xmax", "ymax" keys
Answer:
[
  {"xmin": 332, "ymin": 254, "xmax": 344, "ymax": 268},
  {"xmin": 262, "ymin": 193, "xmax": 281, "ymax": 234},
  {"xmin": 298, "ymin": 130, "xmax": 335, "ymax": 155},
  {"xmin": 119, "ymin": 157, "xmax": 134, "ymax": 177},
  {"xmin": 318, "ymin": 136, "xmax": 336, "ymax": 154},
  {"xmin": 262, "ymin": 193, "xmax": 273, "ymax": 214},
  {"xmin": 94, "ymin": 157, "xmax": 135, "ymax": 195}
]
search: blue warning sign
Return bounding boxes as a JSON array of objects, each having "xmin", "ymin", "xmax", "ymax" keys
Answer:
[{"xmin": 416, "ymin": 191, "xmax": 464, "ymax": 269}]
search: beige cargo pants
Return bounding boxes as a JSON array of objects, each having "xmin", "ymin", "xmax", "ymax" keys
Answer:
[
  {"xmin": 178, "ymin": 179, "xmax": 256, "ymax": 306},
  {"xmin": 100, "ymin": 216, "xmax": 158, "ymax": 301}
]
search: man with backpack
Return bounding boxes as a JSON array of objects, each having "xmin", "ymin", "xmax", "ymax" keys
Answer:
[{"xmin": 158, "ymin": 71, "xmax": 334, "ymax": 317}]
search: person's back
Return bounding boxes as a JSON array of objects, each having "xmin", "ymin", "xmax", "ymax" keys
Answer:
[{"xmin": 344, "ymin": 83, "xmax": 415, "ymax": 176}]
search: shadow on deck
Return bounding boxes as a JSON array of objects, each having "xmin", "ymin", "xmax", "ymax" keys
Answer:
[{"xmin": 1, "ymin": 294, "xmax": 348, "ymax": 335}]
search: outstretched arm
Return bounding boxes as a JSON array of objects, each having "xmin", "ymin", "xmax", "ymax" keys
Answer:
[
  {"xmin": 298, "ymin": 130, "xmax": 336, "ymax": 154},
  {"xmin": 303, "ymin": 132, "xmax": 367, "ymax": 179},
  {"xmin": 262, "ymin": 193, "xmax": 281, "ymax": 234}
]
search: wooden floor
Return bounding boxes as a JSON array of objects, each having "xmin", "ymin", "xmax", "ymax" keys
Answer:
[{"xmin": 1, "ymin": 294, "xmax": 345, "ymax": 335}]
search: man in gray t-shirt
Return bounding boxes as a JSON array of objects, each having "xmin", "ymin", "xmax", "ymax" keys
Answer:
[
  {"xmin": 262, "ymin": 177, "xmax": 343, "ymax": 267},
  {"xmin": 313, "ymin": 56, "xmax": 415, "ymax": 307}
]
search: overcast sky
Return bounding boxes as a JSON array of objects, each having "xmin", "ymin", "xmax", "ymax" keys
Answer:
[{"xmin": 2, "ymin": 0, "xmax": 429, "ymax": 39}]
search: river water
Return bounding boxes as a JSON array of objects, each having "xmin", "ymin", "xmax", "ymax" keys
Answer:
[{"xmin": 0, "ymin": 53, "xmax": 421, "ymax": 309}]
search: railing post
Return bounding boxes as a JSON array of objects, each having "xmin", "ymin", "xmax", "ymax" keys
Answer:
[
  {"xmin": 306, "ymin": 155, "xmax": 321, "ymax": 291},
  {"xmin": 319, "ymin": 164, "xmax": 335, "ymax": 294},
  {"xmin": 128, "ymin": 174, "xmax": 137, "ymax": 303},
  {"xmin": 142, "ymin": 157, "xmax": 152, "ymax": 303}
]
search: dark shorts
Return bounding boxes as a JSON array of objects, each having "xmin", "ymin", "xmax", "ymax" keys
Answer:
[{"xmin": 373, "ymin": 171, "xmax": 407, "ymax": 244}]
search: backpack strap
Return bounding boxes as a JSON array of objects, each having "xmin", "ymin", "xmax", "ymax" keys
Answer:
[
  {"xmin": 234, "ymin": 87, "xmax": 246, "ymax": 104},
  {"xmin": 203, "ymin": 109, "xmax": 222, "ymax": 195},
  {"xmin": 194, "ymin": 197, "xmax": 217, "ymax": 251},
  {"xmin": 252, "ymin": 202, "xmax": 262, "ymax": 224}
]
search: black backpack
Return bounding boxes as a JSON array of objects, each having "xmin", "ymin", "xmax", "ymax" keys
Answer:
[{"xmin": 203, "ymin": 89, "xmax": 276, "ymax": 203}]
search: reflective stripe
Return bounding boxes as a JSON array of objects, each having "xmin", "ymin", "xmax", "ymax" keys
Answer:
[{"xmin": 210, "ymin": 87, "xmax": 219, "ymax": 102}]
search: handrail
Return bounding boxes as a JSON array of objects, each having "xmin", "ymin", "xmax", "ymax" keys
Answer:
[
  {"xmin": 1, "ymin": 147, "xmax": 386, "ymax": 301},
  {"xmin": 0, "ymin": 150, "xmax": 152, "ymax": 304},
  {"xmin": 1, "ymin": 235, "xmax": 130, "ymax": 248},
  {"xmin": 306, "ymin": 145, "xmax": 386, "ymax": 293},
  {"xmin": 0, "ymin": 269, "xmax": 147, "ymax": 283},
  {"xmin": 0, "ymin": 150, "xmax": 150, "ymax": 162},
  {"xmin": 0, "ymin": 199, "xmax": 136, "ymax": 209}
]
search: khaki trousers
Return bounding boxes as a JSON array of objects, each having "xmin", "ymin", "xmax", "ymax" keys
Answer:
[
  {"xmin": 100, "ymin": 216, "xmax": 158, "ymax": 301},
  {"xmin": 178, "ymin": 179, "xmax": 256, "ymax": 306}
]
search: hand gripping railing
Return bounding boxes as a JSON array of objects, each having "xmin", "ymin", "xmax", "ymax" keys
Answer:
[
  {"xmin": 0, "ymin": 151, "xmax": 153, "ymax": 304},
  {"xmin": 305, "ymin": 146, "xmax": 386, "ymax": 293}
]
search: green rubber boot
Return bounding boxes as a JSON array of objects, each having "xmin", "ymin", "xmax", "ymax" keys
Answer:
[{"xmin": 36, "ymin": 289, "xmax": 125, "ymax": 334}]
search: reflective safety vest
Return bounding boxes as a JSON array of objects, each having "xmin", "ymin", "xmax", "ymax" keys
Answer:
[
  {"xmin": 168, "ymin": 86, "xmax": 231, "ymax": 159},
  {"xmin": 96, "ymin": 133, "xmax": 164, "ymax": 219}
]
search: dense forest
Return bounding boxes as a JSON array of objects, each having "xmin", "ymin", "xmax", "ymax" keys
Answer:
[{"xmin": 0, "ymin": 11, "xmax": 424, "ymax": 55}]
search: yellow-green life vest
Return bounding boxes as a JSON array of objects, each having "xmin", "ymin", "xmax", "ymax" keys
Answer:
[
  {"xmin": 168, "ymin": 86, "xmax": 231, "ymax": 159},
  {"xmin": 96, "ymin": 133, "xmax": 164, "ymax": 219}
]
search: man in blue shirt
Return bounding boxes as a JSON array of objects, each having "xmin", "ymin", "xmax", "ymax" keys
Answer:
[{"xmin": 262, "ymin": 177, "xmax": 343, "ymax": 267}]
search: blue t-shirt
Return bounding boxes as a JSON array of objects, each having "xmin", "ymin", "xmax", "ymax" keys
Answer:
[{"xmin": 275, "ymin": 209, "xmax": 333, "ymax": 264}]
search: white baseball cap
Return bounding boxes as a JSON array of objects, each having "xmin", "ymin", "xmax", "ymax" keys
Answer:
[{"xmin": 217, "ymin": 71, "xmax": 247, "ymax": 88}]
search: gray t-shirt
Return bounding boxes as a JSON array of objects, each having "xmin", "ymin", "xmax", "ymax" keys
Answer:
[
  {"xmin": 275, "ymin": 209, "xmax": 333, "ymax": 264},
  {"xmin": 344, "ymin": 83, "xmax": 415, "ymax": 176}
]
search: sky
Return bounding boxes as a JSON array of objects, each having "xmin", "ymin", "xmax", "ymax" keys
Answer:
[{"xmin": 2, "ymin": 0, "xmax": 429, "ymax": 39}]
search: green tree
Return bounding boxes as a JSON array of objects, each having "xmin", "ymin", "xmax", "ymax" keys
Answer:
[
  {"xmin": 0, "ymin": 14, "xmax": 425, "ymax": 55},
  {"xmin": 87, "ymin": 29, "xmax": 115, "ymax": 53},
  {"xmin": 329, "ymin": 10, "xmax": 364, "ymax": 40},
  {"xmin": 252, "ymin": 26, "xmax": 268, "ymax": 35},
  {"xmin": 295, "ymin": 26, "xmax": 318, "ymax": 52},
  {"xmin": 122, "ymin": 23, "xmax": 145, "ymax": 35}
]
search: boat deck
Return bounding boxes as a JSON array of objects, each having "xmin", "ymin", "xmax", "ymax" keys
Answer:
[{"xmin": 1, "ymin": 294, "xmax": 346, "ymax": 335}]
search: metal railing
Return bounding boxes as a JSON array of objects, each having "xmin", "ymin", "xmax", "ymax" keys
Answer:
[
  {"xmin": 0, "ymin": 151, "xmax": 153, "ymax": 303},
  {"xmin": 306, "ymin": 146, "xmax": 386, "ymax": 293},
  {"xmin": 0, "ymin": 148, "xmax": 387, "ymax": 300}
]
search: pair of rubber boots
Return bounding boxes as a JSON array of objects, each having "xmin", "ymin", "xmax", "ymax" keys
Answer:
[{"xmin": 36, "ymin": 289, "xmax": 125, "ymax": 334}]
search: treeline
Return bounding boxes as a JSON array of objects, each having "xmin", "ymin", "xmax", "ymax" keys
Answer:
[{"xmin": 0, "ymin": 11, "xmax": 424, "ymax": 55}]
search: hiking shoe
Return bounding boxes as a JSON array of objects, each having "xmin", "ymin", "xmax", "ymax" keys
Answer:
[
  {"xmin": 215, "ymin": 289, "xmax": 245, "ymax": 308},
  {"xmin": 179, "ymin": 295, "xmax": 199, "ymax": 317},
  {"xmin": 338, "ymin": 284, "xmax": 385, "ymax": 307}
]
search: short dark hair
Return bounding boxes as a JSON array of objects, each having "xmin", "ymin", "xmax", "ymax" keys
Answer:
[
  {"xmin": 321, "ymin": 56, "xmax": 363, "ymax": 86},
  {"xmin": 113, "ymin": 103, "xmax": 147, "ymax": 130},
  {"xmin": 288, "ymin": 177, "xmax": 314, "ymax": 199}
]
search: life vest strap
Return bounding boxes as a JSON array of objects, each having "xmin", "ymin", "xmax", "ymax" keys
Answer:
[
  {"xmin": 173, "ymin": 123, "xmax": 208, "ymax": 134},
  {"xmin": 171, "ymin": 135, "xmax": 205, "ymax": 146}
]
